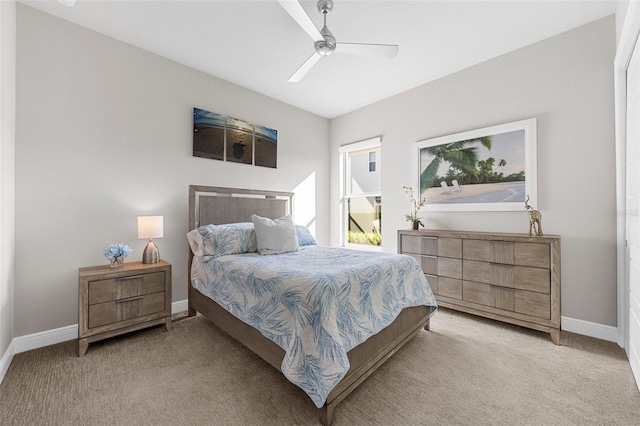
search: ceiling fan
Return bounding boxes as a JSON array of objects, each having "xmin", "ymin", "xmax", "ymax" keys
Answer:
[{"xmin": 277, "ymin": 0, "xmax": 399, "ymax": 82}]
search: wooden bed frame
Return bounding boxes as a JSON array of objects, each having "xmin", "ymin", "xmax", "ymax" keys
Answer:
[{"xmin": 187, "ymin": 185, "xmax": 433, "ymax": 425}]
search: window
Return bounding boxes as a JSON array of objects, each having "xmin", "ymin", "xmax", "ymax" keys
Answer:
[
  {"xmin": 339, "ymin": 138, "xmax": 381, "ymax": 248},
  {"xmin": 368, "ymin": 151, "xmax": 377, "ymax": 172}
]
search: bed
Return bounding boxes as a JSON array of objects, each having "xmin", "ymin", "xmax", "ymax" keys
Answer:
[{"xmin": 187, "ymin": 185, "xmax": 437, "ymax": 425}]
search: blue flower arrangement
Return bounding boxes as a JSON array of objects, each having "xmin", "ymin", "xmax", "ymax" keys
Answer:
[{"xmin": 103, "ymin": 243, "xmax": 132, "ymax": 260}]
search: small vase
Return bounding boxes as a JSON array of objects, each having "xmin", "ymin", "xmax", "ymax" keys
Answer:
[
  {"xmin": 109, "ymin": 256, "xmax": 124, "ymax": 269},
  {"xmin": 412, "ymin": 220, "xmax": 420, "ymax": 230}
]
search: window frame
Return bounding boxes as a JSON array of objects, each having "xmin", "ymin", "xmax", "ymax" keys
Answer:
[
  {"xmin": 339, "ymin": 137, "xmax": 382, "ymax": 250},
  {"xmin": 368, "ymin": 151, "xmax": 377, "ymax": 172}
]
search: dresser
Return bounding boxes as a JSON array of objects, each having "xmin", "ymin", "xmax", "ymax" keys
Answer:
[
  {"xmin": 398, "ymin": 230, "xmax": 561, "ymax": 344},
  {"xmin": 78, "ymin": 260, "xmax": 172, "ymax": 356}
]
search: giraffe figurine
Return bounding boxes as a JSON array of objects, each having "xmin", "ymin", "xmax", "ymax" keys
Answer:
[{"xmin": 524, "ymin": 195, "xmax": 543, "ymax": 236}]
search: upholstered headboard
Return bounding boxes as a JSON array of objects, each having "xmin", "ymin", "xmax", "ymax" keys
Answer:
[
  {"xmin": 188, "ymin": 185, "xmax": 293, "ymax": 231},
  {"xmin": 187, "ymin": 185, "xmax": 294, "ymax": 307}
]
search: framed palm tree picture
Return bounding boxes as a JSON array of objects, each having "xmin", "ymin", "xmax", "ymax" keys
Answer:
[{"xmin": 414, "ymin": 118, "xmax": 537, "ymax": 212}]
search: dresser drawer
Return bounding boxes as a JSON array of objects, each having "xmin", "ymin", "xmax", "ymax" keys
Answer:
[
  {"xmin": 490, "ymin": 241, "xmax": 515, "ymax": 264},
  {"xmin": 463, "ymin": 239, "xmax": 489, "ymax": 262},
  {"xmin": 89, "ymin": 271, "xmax": 165, "ymax": 304},
  {"xmin": 515, "ymin": 243, "xmax": 550, "ymax": 268},
  {"xmin": 438, "ymin": 277, "xmax": 462, "ymax": 300},
  {"xmin": 491, "ymin": 264, "xmax": 515, "ymax": 288},
  {"xmin": 402, "ymin": 235, "xmax": 438, "ymax": 256},
  {"xmin": 438, "ymin": 257, "xmax": 462, "ymax": 279},
  {"xmin": 401, "ymin": 235, "xmax": 421, "ymax": 254},
  {"xmin": 515, "ymin": 290, "xmax": 550, "ymax": 319},
  {"xmin": 494, "ymin": 287, "xmax": 515, "ymax": 311},
  {"xmin": 88, "ymin": 291, "xmax": 165, "ymax": 328},
  {"xmin": 515, "ymin": 266, "xmax": 550, "ymax": 294},
  {"xmin": 408, "ymin": 254, "xmax": 438, "ymax": 275},
  {"xmin": 438, "ymin": 238, "xmax": 462, "ymax": 258},
  {"xmin": 462, "ymin": 282, "xmax": 517, "ymax": 311},
  {"xmin": 398, "ymin": 229, "xmax": 560, "ymax": 344},
  {"xmin": 463, "ymin": 281, "xmax": 493, "ymax": 307},
  {"xmin": 425, "ymin": 274, "xmax": 438, "ymax": 295},
  {"xmin": 463, "ymin": 260, "xmax": 490, "ymax": 284},
  {"xmin": 464, "ymin": 240, "xmax": 518, "ymax": 265}
]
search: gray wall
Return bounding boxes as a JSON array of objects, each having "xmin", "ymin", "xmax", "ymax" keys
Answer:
[
  {"xmin": 330, "ymin": 16, "xmax": 617, "ymax": 326},
  {"xmin": 0, "ymin": 1, "xmax": 16, "ymax": 360},
  {"xmin": 6, "ymin": 4, "xmax": 622, "ymax": 341},
  {"xmin": 15, "ymin": 4, "xmax": 330, "ymax": 336}
]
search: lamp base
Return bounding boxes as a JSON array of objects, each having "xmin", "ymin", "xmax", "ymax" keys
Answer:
[{"xmin": 142, "ymin": 240, "xmax": 160, "ymax": 264}]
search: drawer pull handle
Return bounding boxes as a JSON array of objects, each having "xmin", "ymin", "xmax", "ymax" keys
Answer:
[
  {"xmin": 116, "ymin": 295, "xmax": 144, "ymax": 303},
  {"xmin": 116, "ymin": 275, "xmax": 144, "ymax": 281}
]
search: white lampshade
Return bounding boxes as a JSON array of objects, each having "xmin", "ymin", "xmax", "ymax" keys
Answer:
[{"xmin": 138, "ymin": 216, "xmax": 164, "ymax": 239}]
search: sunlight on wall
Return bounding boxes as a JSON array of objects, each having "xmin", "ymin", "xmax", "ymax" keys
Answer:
[{"xmin": 293, "ymin": 172, "xmax": 316, "ymax": 236}]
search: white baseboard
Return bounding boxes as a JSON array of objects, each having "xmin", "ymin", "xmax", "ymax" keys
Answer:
[
  {"xmin": 172, "ymin": 299, "xmax": 188, "ymax": 314},
  {"xmin": 13, "ymin": 324, "xmax": 78, "ymax": 354},
  {"xmin": 10, "ymin": 299, "xmax": 188, "ymax": 356},
  {"xmin": 0, "ymin": 340, "xmax": 15, "ymax": 385},
  {"xmin": 561, "ymin": 316, "xmax": 618, "ymax": 343},
  {"xmin": 0, "ymin": 299, "xmax": 189, "ymax": 386}
]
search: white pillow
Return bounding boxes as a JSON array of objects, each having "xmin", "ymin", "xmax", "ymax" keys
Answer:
[
  {"xmin": 251, "ymin": 214, "xmax": 299, "ymax": 255},
  {"xmin": 187, "ymin": 228, "xmax": 204, "ymax": 256}
]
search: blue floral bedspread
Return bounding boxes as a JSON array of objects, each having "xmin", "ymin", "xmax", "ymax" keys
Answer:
[{"xmin": 190, "ymin": 245, "xmax": 437, "ymax": 408}]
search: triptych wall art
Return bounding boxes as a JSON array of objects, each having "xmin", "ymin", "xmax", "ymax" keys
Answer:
[{"xmin": 193, "ymin": 107, "xmax": 278, "ymax": 169}]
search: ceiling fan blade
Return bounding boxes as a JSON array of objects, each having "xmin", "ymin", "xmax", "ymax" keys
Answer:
[
  {"xmin": 277, "ymin": 0, "xmax": 323, "ymax": 42},
  {"xmin": 335, "ymin": 43, "xmax": 399, "ymax": 58},
  {"xmin": 288, "ymin": 52, "xmax": 322, "ymax": 82}
]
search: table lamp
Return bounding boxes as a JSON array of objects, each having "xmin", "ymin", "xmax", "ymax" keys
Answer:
[{"xmin": 138, "ymin": 215, "xmax": 164, "ymax": 264}]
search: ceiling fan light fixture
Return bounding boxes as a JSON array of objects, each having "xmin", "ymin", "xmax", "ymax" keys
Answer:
[
  {"xmin": 314, "ymin": 41, "xmax": 335, "ymax": 56},
  {"xmin": 315, "ymin": 26, "xmax": 336, "ymax": 56},
  {"xmin": 279, "ymin": 0, "xmax": 399, "ymax": 82}
]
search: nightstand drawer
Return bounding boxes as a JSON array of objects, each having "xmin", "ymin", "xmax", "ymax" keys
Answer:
[
  {"xmin": 79, "ymin": 260, "xmax": 172, "ymax": 356},
  {"xmin": 88, "ymin": 291, "xmax": 165, "ymax": 328},
  {"xmin": 89, "ymin": 271, "xmax": 165, "ymax": 304}
]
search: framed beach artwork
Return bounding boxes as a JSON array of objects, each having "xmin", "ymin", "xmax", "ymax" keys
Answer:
[
  {"xmin": 414, "ymin": 118, "xmax": 537, "ymax": 212},
  {"xmin": 226, "ymin": 117, "xmax": 254, "ymax": 165},
  {"xmin": 193, "ymin": 108, "xmax": 226, "ymax": 161},
  {"xmin": 193, "ymin": 107, "xmax": 277, "ymax": 168}
]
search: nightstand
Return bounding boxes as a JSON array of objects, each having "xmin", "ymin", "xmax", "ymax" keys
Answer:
[{"xmin": 78, "ymin": 260, "xmax": 172, "ymax": 356}]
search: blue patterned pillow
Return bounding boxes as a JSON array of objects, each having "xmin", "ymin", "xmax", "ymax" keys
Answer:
[
  {"xmin": 187, "ymin": 222, "xmax": 257, "ymax": 257},
  {"xmin": 296, "ymin": 225, "xmax": 317, "ymax": 246}
]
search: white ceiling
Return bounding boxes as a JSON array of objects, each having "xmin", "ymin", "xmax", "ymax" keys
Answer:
[{"xmin": 21, "ymin": 0, "xmax": 618, "ymax": 119}]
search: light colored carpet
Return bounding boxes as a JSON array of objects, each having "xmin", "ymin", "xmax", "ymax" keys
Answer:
[{"xmin": 1, "ymin": 308, "xmax": 639, "ymax": 425}]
